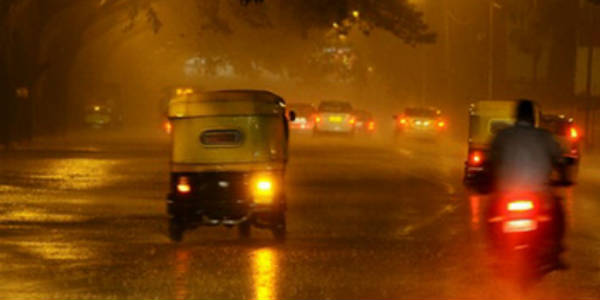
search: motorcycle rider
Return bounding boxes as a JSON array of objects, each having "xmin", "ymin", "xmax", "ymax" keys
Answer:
[{"xmin": 489, "ymin": 99, "xmax": 566, "ymax": 267}]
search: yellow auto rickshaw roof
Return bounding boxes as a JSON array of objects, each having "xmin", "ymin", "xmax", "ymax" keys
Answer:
[
  {"xmin": 470, "ymin": 100, "xmax": 517, "ymax": 116},
  {"xmin": 168, "ymin": 90, "xmax": 286, "ymax": 118}
]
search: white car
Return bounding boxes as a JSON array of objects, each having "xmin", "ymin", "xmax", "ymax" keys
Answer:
[{"xmin": 314, "ymin": 101, "xmax": 355, "ymax": 135}]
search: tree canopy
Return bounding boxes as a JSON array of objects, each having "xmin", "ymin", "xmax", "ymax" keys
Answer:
[{"xmin": 235, "ymin": 0, "xmax": 435, "ymax": 45}]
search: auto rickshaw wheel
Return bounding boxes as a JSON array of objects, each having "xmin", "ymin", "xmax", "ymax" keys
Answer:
[
  {"xmin": 238, "ymin": 221, "xmax": 251, "ymax": 238},
  {"xmin": 168, "ymin": 219, "xmax": 186, "ymax": 242},
  {"xmin": 271, "ymin": 213, "xmax": 286, "ymax": 241}
]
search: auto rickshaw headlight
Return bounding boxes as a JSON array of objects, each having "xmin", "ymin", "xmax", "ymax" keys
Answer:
[{"xmin": 253, "ymin": 175, "xmax": 275, "ymax": 204}]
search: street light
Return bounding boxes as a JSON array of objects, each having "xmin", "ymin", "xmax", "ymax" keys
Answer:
[{"xmin": 352, "ymin": 10, "xmax": 360, "ymax": 19}]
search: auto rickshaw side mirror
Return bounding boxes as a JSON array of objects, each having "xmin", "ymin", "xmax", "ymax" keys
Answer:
[{"xmin": 288, "ymin": 110, "xmax": 296, "ymax": 122}]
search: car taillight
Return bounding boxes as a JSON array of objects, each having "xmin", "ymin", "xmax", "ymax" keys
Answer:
[
  {"xmin": 469, "ymin": 151, "xmax": 483, "ymax": 166},
  {"xmin": 315, "ymin": 116, "xmax": 321, "ymax": 123},
  {"xmin": 368, "ymin": 121, "xmax": 375, "ymax": 131},
  {"xmin": 399, "ymin": 118, "xmax": 407, "ymax": 125},
  {"xmin": 349, "ymin": 118, "xmax": 356, "ymax": 125},
  {"xmin": 176, "ymin": 176, "xmax": 191, "ymax": 194},
  {"xmin": 437, "ymin": 121, "xmax": 446, "ymax": 128},
  {"xmin": 507, "ymin": 200, "xmax": 534, "ymax": 212}
]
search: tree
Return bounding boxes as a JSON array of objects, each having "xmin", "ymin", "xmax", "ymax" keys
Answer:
[
  {"xmin": 239, "ymin": 0, "xmax": 435, "ymax": 45},
  {"xmin": 505, "ymin": 0, "xmax": 554, "ymax": 85},
  {"xmin": 0, "ymin": 0, "xmax": 436, "ymax": 141}
]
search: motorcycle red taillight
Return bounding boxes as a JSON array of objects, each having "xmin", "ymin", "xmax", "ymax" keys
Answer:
[
  {"xmin": 507, "ymin": 200, "xmax": 534, "ymax": 212},
  {"xmin": 502, "ymin": 198, "xmax": 538, "ymax": 232},
  {"xmin": 503, "ymin": 219, "xmax": 538, "ymax": 233}
]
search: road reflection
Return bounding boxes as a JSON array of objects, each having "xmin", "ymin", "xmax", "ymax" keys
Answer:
[
  {"xmin": 469, "ymin": 194, "xmax": 481, "ymax": 231},
  {"xmin": 10, "ymin": 240, "xmax": 93, "ymax": 260},
  {"xmin": 173, "ymin": 248, "xmax": 191, "ymax": 300},
  {"xmin": 44, "ymin": 158, "xmax": 117, "ymax": 189},
  {"xmin": 252, "ymin": 248, "xmax": 279, "ymax": 300},
  {"xmin": 564, "ymin": 187, "xmax": 574, "ymax": 228}
]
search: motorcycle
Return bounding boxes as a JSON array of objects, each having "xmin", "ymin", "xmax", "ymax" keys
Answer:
[{"xmin": 486, "ymin": 189, "xmax": 564, "ymax": 280}]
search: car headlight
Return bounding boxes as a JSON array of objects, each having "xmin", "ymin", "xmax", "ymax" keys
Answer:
[{"xmin": 252, "ymin": 174, "xmax": 276, "ymax": 204}]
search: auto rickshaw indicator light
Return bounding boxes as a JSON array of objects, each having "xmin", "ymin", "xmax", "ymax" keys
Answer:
[
  {"xmin": 177, "ymin": 177, "xmax": 191, "ymax": 194},
  {"xmin": 164, "ymin": 121, "xmax": 173, "ymax": 134},
  {"xmin": 253, "ymin": 176, "xmax": 275, "ymax": 204},
  {"xmin": 257, "ymin": 180, "xmax": 272, "ymax": 192}
]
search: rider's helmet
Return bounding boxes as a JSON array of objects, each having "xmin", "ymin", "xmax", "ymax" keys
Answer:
[{"xmin": 516, "ymin": 99, "xmax": 535, "ymax": 126}]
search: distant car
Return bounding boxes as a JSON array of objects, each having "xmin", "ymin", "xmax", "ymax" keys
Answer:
[
  {"xmin": 83, "ymin": 83, "xmax": 124, "ymax": 129},
  {"xmin": 353, "ymin": 110, "xmax": 376, "ymax": 134},
  {"xmin": 314, "ymin": 101, "xmax": 355, "ymax": 136},
  {"xmin": 394, "ymin": 107, "xmax": 446, "ymax": 139},
  {"xmin": 287, "ymin": 103, "xmax": 317, "ymax": 132},
  {"xmin": 541, "ymin": 114, "xmax": 581, "ymax": 185},
  {"xmin": 84, "ymin": 104, "xmax": 122, "ymax": 129}
]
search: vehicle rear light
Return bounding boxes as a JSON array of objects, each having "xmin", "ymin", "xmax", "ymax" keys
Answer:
[
  {"xmin": 399, "ymin": 118, "xmax": 407, "ymax": 125},
  {"xmin": 349, "ymin": 118, "xmax": 356, "ymax": 125},
  {"xmin": 503, "ymin": 219, "xmax": 537, "ymax": 233},
  {"xmin": 569, "ymin": 127, "xmax": 579, "ymax": 140},
  {"xmin": 253, "ymin": 175, "xmax": 275, "ymax": 204},
  {"xmin": 315, "ymin": 116, "xmax": 321, "ymax": 123},
  {"xmin": 176, "ymin": 177, "xmax": 191, "ymax": 194},
  {"xmin": 164, "ymin": 121, "xmax": 172, "ymax": 134},
  {"xmin": 368, "ymin": 121, "xmax": 375, "ymax": 131},
  {"xmin": 469, "ymin": 151, "xmax": 483, "ymax": 166},
  {"xmin": 437, "ymin": 121, "xmax": 446, "ymax": 128},
  {"xmin": 507, "ymin": 200, "xmax": 534, "ymax": 212}
]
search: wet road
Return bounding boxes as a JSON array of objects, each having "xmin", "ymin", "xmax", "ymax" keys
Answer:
[{"xmin": 1, "ymin": 136, "xmax": 600, "ymax": 299}]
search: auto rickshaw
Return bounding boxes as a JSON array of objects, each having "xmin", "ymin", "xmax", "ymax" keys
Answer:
[
  {"xmin": 166, "ymin": 90, "xmax": 293, "ymax": 241},
  {"xmin": 464, "ymin": 100, "xmax": 543, "ymax": 192},
  {"xmin": 541, "ymin": 114, "xmax": 580, "ymax": 185}
]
